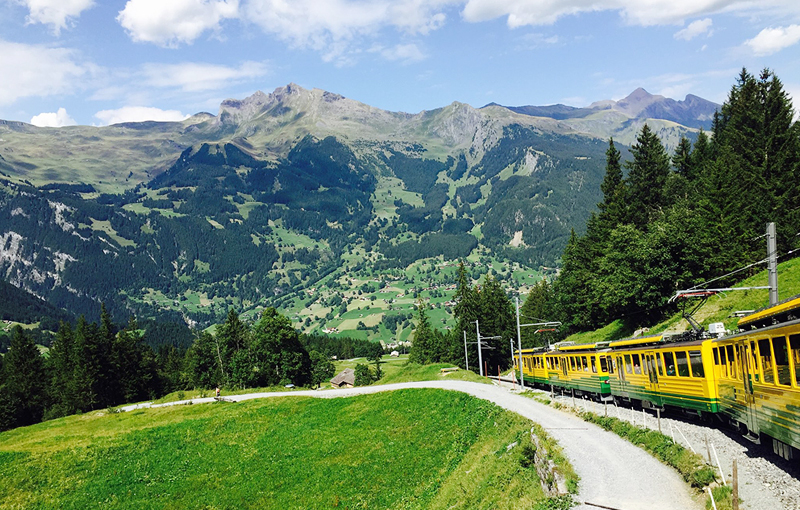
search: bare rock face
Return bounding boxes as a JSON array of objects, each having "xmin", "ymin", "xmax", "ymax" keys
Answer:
[{"xmin": 218, "ymin": 90, "xmax": 270, "ymax": 125}]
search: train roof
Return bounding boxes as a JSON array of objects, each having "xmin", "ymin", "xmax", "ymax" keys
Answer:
[
  {"xmin": 611, "ymin": 338, "xmax": 707, "ymax": 351},
  {"xmin": 607, "ymin": 334, "xmax": 665, "ymax": 348},
  {"xmin": 557, "ymin": 343, "xmax": 596, "ymax": 352},
  {"xmin": 738, "ymin": 293, "xmax": 800, "ymax": 329}
]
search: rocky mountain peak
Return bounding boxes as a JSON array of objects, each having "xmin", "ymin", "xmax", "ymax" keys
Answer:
[{"xmin": 615, "ymin": 88, "xmax": 664, "ymax": 117}]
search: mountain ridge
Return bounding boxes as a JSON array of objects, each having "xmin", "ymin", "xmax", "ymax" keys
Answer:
[{"xmin": 490, "ymin": 87, "xmax": 719, "ymax": 131}]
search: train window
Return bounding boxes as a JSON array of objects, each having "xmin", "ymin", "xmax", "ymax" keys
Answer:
[
  {"xmin": 591, "ymin": 357, "xmax": 598, "ymax": 373},
  {"xmin": 718, "ymin": 347, "xmax": 729, "ymax": 378},
  {"xmin": 726, "ymin": 345, "xmax": 737, "ymax": 379},
  {"xmin": 757, "ymin": 338, "xmax": 774, "ymax": 384},
  {"xmin": 676, "ymin": 352, "xmax": 690, "ymax": 377},
  {"xmin": 625, "ymin": 355, "xmax": 633, "ymax": 374},
  {"xmin": 600, "ymin": 356, "xmax": 608, "ymax": 373},
  {"xmin": 772, "ymin": 337, "xmax": 790, "ymax": 386},
  {"xmin": 632, "ymin": 354, "xmax": 642, "ymax": 375},
  {"xmin": 570, "ymin": 356, "xmax": 577, "ymax": 371},
  {"xmin": 656, "ymin": 353, "xmax": 664, "ymax": 376},
  {"xmin": 790, "ymin": 335, "xmax": 800, "ymax": 386},
  {"xmin": 689, "ymin": 351, "xmax": 704, "ymax": 377},
  {"xmin": 750, "ymin": 341, "xmax": 759, "ymax": 382},
  {"xmin": 581, "ymin": 356, "xmax": 589, "ymax": 372},
  {"xmin": 663, "ymin": 352, "xmax": 676, "ymax": 376}
]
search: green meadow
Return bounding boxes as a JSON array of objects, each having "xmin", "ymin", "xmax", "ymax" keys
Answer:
[{"xmin": 0, "ymin": 389, "xmax": 570, "ymax": 510}]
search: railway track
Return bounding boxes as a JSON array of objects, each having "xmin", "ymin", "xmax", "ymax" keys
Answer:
[{"xmin": 545, "ymin": 389, "xmax": 800, "ymax": 510}]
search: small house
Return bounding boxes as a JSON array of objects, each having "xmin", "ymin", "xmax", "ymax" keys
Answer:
[{"xmin": 330, "ymin": 368, "xmax": 355, "ymax": 388}]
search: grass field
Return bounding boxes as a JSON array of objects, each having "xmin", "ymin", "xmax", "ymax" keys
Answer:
[
  {"xmin": 330, "ymin": 355, "xmax": 489, "ymax": 387},
  {"xmin": 0, "ymin": 389, "xmax": 569, "ymax": 510}
]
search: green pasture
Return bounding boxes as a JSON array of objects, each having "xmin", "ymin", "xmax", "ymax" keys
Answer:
[{"xmin": 0, "ymin": 390, "xmax": 562, "ymax": 510}]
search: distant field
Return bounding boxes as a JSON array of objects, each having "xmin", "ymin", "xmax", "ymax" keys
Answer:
[
  {"xmin": 330, "ymin": 355, "xmax": 488, "ymax": 387},
  {"xmin": 0, "ymin": 390, "xmax": 555, "ymax": 509}
]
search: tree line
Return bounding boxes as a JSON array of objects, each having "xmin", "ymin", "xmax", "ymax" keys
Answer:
[{"xmin": 0, "ymin": 306, "xmax": 335, "ymax": 432}]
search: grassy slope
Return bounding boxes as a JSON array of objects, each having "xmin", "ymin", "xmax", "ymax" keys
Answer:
[
  {"xmin": 565, "ymin": 257, "xmax": 800, "ymax": 344},
  {"xmin": 0, "ymin": 390, "xmax": 556, "ymax": 510}
]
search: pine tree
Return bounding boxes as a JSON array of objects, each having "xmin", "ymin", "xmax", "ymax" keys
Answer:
[
  {"xmin": 0, "ymin": 327, "xmax": 47, "ymax": 430},
  {"xmin": 251, "ymin": 308, "xmax": 311, "ymax": 387},
  {"xmin": 47, "ymin": 322, "xmax": 78, "ymax": 417},
  {"xmin": 520, "ymin": 279, "xmax": 557, "ymax": 348},
  {"xmin": 552, "ymin": 229, "xmax": 596, "ymax": 331},
  {"xmin": 72, "ymin": 316, "xmax": 101, "ymax": 411},
  {"xmin": 409, "ymin": 300, "xmax": 434, "ymax": 365},
  {"xmin": 598, "ymin": 137, "xmax": 626, "ymax": 229},
  {"xmin": 672, "ymin": 136, "xmax": 693, "ymax": 178},
  {"xmin": 450, "ymin": 261, "xmax": 480, "ymax": 366},
  {"xmin": 625, "ymin": 124, "xmax": 671, "ymax": 228},
  {"xmin": 186, "ymin": 331, "xmax": 222, "ymax": 389},
  {"xmin": 475, "ymin": 274, "xmax": 515, "ymax": 371}
]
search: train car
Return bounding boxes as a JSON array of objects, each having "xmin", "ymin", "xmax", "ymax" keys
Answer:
[
  {"xmin": 517, "ymin": 348, "xmax": 550, "ymax": 386},
  {"xmin": 711, "ymin": 294, "xmax": 800, "ymax": 460},
  {"xmin": 517, "ymin": 343, "xmax": 611, "ymax": 398},
  {"xmin": 552, "ymin": 344, "xmax": 612, "ymax": 398},
  {"xmin": 606, "ymin": 334, "xmax": 719, "ymax": 414}
]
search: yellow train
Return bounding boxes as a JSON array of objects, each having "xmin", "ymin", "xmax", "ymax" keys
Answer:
[{"xmin": 516, "ymin": 294, "xmax": 800, "ymax": 460}]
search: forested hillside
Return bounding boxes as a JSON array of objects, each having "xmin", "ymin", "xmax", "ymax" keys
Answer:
[
  {"xmin": 548, "ymin": 69, "xmax": 800, "ymax": 334},
  {"xmin": 0, "ymin": 103, "xmax": 613, "ymax": 336}
]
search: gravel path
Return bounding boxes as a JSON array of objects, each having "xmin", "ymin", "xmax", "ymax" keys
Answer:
[
  {"xmin": 123, "ymin": 381, "xmax": 703, "ymax": 510},
  {"xmin": 550, "ymin": 391, "xmax": 800, "ymax": 510}
]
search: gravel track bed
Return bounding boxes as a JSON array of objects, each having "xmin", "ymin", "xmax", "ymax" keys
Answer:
[{"xmin": 548, "ymin": 390, "xmax": 800, "ymax": 510}]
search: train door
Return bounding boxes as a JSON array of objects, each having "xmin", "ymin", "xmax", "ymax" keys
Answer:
[
  {"xmin": 643, "ymin": 351, "xmax": 663, "ymax": 407},
  {"xmin": 736, "ymin": 343, "xmax": 759, "ymax": 437}
]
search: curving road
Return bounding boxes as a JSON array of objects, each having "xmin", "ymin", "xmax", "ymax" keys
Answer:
[{"xmin": 122, "ymin": 381, "xmax": 703, "ymax": 510}]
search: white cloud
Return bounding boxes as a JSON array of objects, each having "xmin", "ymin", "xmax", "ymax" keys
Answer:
[
  {"xmin": 0, "ymin": 41, "xmax": 93, "ymax": 106},
  {"xmin": 744, "ymin": 25, "xmax": 800, "ymax": 56},
  {"xmin": 18, "ymin": 0, "xmax": 94, "ymax": 34},
  {"xmin": 141, "ymin": 61, "xmax": 269, "ymax": 92},
  {"xmin": 674, "ymin": 18, "xmax": 712, "ymax": 40},
  {"xmin": 380, "ymin": 43, "xmax": 426, "ymax": 63},
  {"xmin": 117, "ymin": 0, "xmax": 239, "ymax": 47},
  {"xmin": 243, "ymin": 0, "xmax": 455, "ymax": 61},
  {"xmin": 94, "ymin": 106, "xmax": 189, "ymax": 126},
  {"xmin": 460, "ymin": 0, "xmax": 797, "ymax": 27},
  {"xmin": 30, "ymin": 108, "xmax": 77, "ymax": 127}
]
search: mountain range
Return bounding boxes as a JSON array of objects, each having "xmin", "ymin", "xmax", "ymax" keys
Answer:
[{"xmin": 0, "ymin": 85, "xmax": 719, "ymax": 336}]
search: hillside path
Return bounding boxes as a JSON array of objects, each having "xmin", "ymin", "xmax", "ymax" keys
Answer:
[{"xmin": 122, "ymin": 381, "xmax": 703, "ymax": 510}]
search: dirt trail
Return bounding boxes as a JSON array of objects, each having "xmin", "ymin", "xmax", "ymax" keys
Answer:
[{"xmin": 122, "ymin": 381, "xmax": 703, "ymax": 510}]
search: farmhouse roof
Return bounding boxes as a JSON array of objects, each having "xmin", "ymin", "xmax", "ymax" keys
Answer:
[{"xmin": 330, "ymin": 368, "xmax": 355, "ymax": 387}]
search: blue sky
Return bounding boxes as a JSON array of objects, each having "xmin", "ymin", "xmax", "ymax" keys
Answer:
[{"xmin": 1, "ymin": 0, "xmax": 799, "ymax": 127}]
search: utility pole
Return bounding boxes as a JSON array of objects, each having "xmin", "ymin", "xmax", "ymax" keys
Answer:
[
  {"xmin": 767, "ymin": 222, "xmax": 779, "ymax": 306},
  {"xmin": 476, "ymin": 320, "xmax": 484, "ymax": 377},
  {"xmin": 515, "ymin": 296, "xmax": 525, "ymax": 389},
  {"xmin": 510, "ymin": 338, "xmax": 516, "ymax": 379},
  {"xmin": 463, "ymin": 330, "xmax": 469, "ymax": 371}
]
